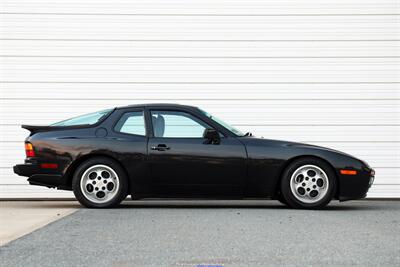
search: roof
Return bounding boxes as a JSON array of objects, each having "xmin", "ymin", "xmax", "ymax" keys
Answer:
[{"xmin": 116, "ymin": 103, "xmax": 198, "ymax": 110}]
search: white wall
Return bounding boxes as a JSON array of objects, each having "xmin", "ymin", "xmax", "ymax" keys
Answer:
[{"xmin": 0, "ymin": 0, "xmax": 399, "ymax": 198}]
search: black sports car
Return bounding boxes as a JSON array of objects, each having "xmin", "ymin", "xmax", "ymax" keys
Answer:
[{"xmin": 14, "ymin": 104, "xmax": 375, "ymax": 209}]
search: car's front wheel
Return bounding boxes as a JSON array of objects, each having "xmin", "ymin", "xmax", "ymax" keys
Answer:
[
  {"xmin": 280, "ymin": 158, "xmax": 336, "ymax": 209},
  {"xmin": 72, "ymin": 157, "xmax": 128, "ymax": 208}
]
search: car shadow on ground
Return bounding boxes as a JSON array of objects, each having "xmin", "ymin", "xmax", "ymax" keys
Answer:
[
  {"xmin": 115, "ymin": 200, "xmax": 398, "ymax": 211},
  {"xmin": 5, "ymin": 200, "xmax": 397, "ymax": 211}
]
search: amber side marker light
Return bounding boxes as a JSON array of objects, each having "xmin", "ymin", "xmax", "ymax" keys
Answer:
[
  {"xmin": 25, "ymin": 143, "xmax": 35, "ymax": 157},
  {"xmin": 340, "ymin": 170, "xmax": 358, "ymax": 175}
]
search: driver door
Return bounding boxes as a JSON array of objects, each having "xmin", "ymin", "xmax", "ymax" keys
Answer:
[{"xmin": 147, "ymin": 109, "xmax": 247, "ymax": 197}]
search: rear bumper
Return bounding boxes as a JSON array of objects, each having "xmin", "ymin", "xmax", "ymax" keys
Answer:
[
  {"xmin": 14, "ymin": 163, "xmax": 37, "ymax": 177},
  {"xmin": 27, "ymin": 174, "xmax": 63, "ymax": 188},
  {"xmin": 14, "ymin": 164, "xmax": 64, "ymax": 189}
]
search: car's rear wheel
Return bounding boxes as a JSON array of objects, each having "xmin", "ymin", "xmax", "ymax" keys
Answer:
[
  {"xmin": 72, "ymin": 157, "xmax": 128, "ymax": 208},
  {"xmin": 280, "ymin": 158, "xmax": 336, "ymax": 209}
]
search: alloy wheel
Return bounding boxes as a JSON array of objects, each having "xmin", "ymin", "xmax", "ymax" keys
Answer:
[
  {"xmin": 80, "ymin": 164, "xmax": 120, "ymax": 204},
  {"xmin": 289, "ymin": 164, "xmax": 329, "ymax": 204}
]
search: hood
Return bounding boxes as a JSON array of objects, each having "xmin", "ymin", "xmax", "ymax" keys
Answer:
[{"xmin": 287, "ymin": 141, "xmax": 356, "ymax": 158}]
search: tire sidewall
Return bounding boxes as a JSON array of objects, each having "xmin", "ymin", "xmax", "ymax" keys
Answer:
[
  {"xmin": 281, "ymin": 158, "xmax": 336, "ymax": 209},
  {"xmin": 72, "ymin": 157, "xmax": 128, "ymax": 208}
]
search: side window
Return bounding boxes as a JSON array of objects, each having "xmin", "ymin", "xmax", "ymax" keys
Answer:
[
  {"xmin": 114, "ymin": 111, "xmax": 145, "ymax": 136},
  {"xmin": 151, "ymin": 110, "xmax": 210, "ymax": 138}
]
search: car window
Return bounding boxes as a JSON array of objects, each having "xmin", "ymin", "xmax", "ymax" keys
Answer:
[
  {"xmin": 199, "ymin": 109, "xmax": 244, "ymax": 136},
  {"xmin": 114, "ymin": 111, "xmax": 145, "ymax": 136},
  {"xmin": 52, "ymin": 109, "xmax": 112, "ymax": 126},
  {"xmin": 150, "ymin": 110, "xmax": 210, "ymax": 138}
]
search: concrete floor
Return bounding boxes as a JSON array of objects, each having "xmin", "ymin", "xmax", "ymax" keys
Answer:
[
  {"xmin": 0, "ymin": 201, "xmax": 79, "ymax": 246},
  {"xmin": 0, "ymin": 200, "xmax": 399, "ymax": 267}
]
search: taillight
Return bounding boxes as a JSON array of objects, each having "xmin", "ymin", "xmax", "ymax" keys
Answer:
[{"xmin": 25, "ymin": 143, "xmax": 36, "ymax": 157}]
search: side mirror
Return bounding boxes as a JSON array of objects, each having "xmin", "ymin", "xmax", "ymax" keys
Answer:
[{"xmin": 203, "ymin": 128, "xmax": 220, "ymax": 144}]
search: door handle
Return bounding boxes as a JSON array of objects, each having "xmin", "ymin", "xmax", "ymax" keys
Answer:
[{"xmin": 151, "ymin": 144, "xmax": 170, "ymax": 151}]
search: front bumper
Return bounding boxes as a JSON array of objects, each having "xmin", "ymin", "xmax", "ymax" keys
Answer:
[
  {"xmin": 14, "ymin": 163, "xmax": 63, "ymax": 189},
  {"xmin": 339, "ymin": 167, "xmax": 375, "ymax": 201}
]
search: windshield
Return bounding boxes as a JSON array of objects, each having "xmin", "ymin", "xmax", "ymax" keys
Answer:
[
  {"xmin": 51, "ymin": 109, "xmax": 112, "ymax": 127},
  {"xmin": 200, "ymin": 109, "xmax": 245, "ymax": 136}
]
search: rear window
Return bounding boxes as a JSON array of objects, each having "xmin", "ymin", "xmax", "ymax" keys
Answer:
[
  {"xmin": 114, "ymin": 111, "xmax": 146, "ymax": 136},
  {"xmin": 51, "ymin": 109, "xmax": 112, "ymax": 127}
]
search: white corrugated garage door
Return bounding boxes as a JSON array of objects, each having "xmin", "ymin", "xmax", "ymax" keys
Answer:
[{"xmin": 0, "ymin": 0, "xmax": 399, "ymax": 198}]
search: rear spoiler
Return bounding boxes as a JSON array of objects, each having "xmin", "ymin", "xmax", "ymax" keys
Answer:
[
  {"xmin": 21, "ymin": 124, "xmax": 91, "ymax": 134},
  {"xmin": 21, "ymin": 125, "xmax": 55, "ymax": 134}
]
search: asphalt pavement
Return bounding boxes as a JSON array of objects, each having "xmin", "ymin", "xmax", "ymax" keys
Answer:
[{"xmin": 0, "ymin": 200, "xmax": 399, "ymax": 267}]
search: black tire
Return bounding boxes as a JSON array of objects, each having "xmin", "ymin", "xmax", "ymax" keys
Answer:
[
  {"xmin": 277, "ymin": 194, "xmax": 288, "ymax": 206},
  {"xmin": 72, "ymin": 157, "xmax": 128, "ymax": 208},
  {"xmin": 280, "ymin": 157, "xmax": 336, "ymax": 209}
]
